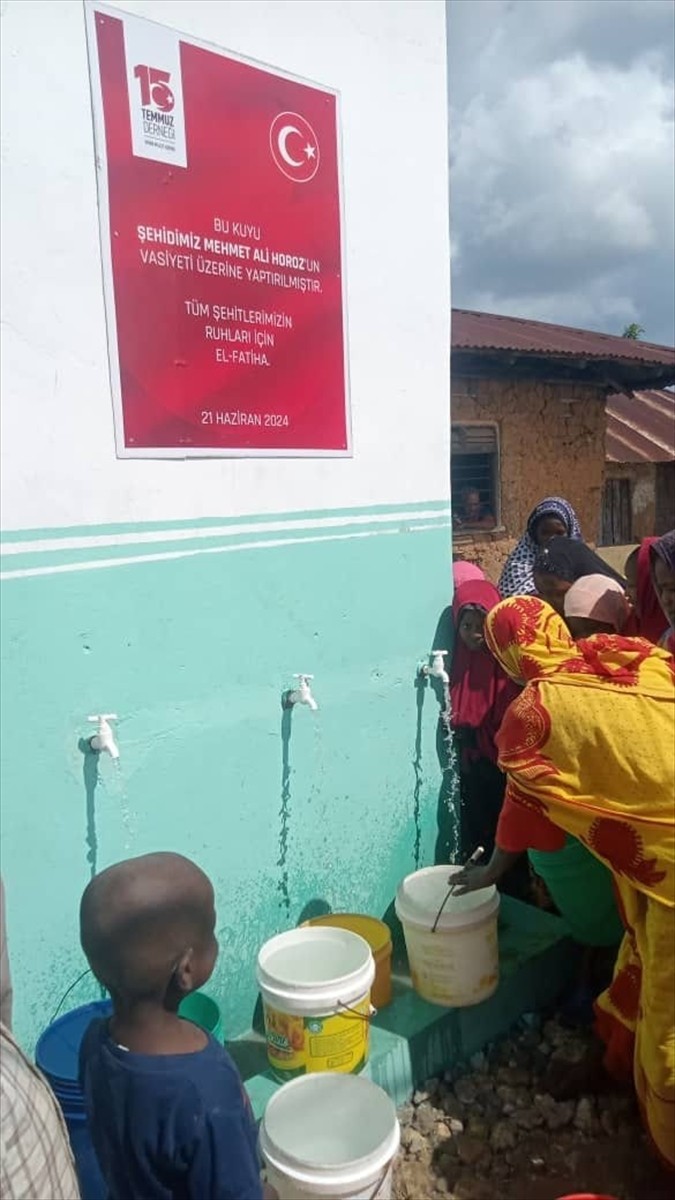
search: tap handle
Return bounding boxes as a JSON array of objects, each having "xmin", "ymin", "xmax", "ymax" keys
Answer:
[
  {"xmin": 430, "ymin": 650, "xmax": 447, "ymax": 658},
  {"xmin": 88, "ymin": 713, "xmax": 118, "ymax": 724},
  {"xmin": 293, "ymin": 674, "xmax": 314, "ymax": 682}
]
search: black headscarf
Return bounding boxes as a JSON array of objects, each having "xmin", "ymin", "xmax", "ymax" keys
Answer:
[{"xmin": 533, "ymin": 536, "xmax": 625, "ymax": 585}]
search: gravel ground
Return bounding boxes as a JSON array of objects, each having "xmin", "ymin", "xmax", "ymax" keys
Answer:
[{"xmin": 393, "ymin": 1015, "xmax": 672, "ymax": 1200}]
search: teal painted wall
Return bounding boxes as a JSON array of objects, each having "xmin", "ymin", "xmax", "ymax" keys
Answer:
[
  {"xmin": 1, "ymin": 0, "xmax": 451, "ymax": 1054},
  {"xmin": 0, "ymin": 505, "xmax": 452, "ymax": 1050}
]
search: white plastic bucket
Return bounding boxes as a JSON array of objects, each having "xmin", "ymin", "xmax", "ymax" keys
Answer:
[
  {"xmin": 257, "ymin": 927, "xmax": 376, "ymax": 1080},
  {"xmin": 260, "ymin": 1073, "xmax": 400, "ymax": 1200},
  {"xmin": 395, "ymin": 865, "xmax": 500, "ymax": 1007}
]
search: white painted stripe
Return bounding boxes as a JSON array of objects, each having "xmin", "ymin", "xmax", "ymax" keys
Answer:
[
  {"xmin": 0, "ymin": 508, "xmax": 450, "ymax": 557},
  {"xmin": 0, "ymin": 521, "xmax": 448, "ymax": 581}
]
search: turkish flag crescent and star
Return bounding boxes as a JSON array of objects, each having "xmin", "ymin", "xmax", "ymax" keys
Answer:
[{"xmin": 89, "ymin": 5, "xmax": 349, "ymax": 456}]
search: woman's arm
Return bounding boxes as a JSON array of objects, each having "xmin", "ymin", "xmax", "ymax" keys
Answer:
[
  {"xmin": 452, "ymin": 779, "xmax": 566, "ymax": 895},
  {"xmin": 452, "ymin": 847, "xmax": 522, "ymax": 894},
  {"xmin": 497, "ymin": 782, "xmax": 565, "ymax": 854}
]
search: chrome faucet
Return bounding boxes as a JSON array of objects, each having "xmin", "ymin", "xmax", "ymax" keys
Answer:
[
  {"xmin": 282, "ymin": 674, "xmax": 318, "ymax": 711},
  {"xmin": 88, "ymin": 714, "xmax": 120, "ymax": 759}
]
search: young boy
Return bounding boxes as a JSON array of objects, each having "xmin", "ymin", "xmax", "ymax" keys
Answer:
[{"xmin": 79, "ymin": 852, "xmax": 269, "ymax": 1200}]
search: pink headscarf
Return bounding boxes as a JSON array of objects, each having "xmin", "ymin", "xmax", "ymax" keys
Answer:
[
  {"xmin": 451, "ymin": 580, "xmax": 520, "ymax": 763},
  {"xmin": 453, "ymin": 561, "xmax": 486, "ymax": 589},
  {"xmin": 563, "ymin": 574, "xmax": 630, "ymax": 632}
]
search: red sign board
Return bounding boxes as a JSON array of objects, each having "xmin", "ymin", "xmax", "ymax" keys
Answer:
[{"xmin": 85, "ymin": 4, "xmax": 350, "ymax": 457}]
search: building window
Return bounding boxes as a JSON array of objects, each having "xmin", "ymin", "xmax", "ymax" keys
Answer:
[
  {"xmin": 451, "ymin": 423, "xmax": 500, "ymax": 531},
  {"xmin": 602, "ymin": 478, "xmax": 632, "ymax": 545}
]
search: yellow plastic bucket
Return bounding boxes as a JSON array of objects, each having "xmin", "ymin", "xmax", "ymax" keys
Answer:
[
  {"xmin": 257, "ymin": 927, "xmax": 376, "ymax": 1082},
  {"xmin": 303, "ymin": 914, "xmax": 393, "ymax": 1010}
]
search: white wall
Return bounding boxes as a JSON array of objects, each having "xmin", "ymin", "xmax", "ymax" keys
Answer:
[{"xmin": 0, "ymin": 0, "xmax": 450, "ymax": 531}]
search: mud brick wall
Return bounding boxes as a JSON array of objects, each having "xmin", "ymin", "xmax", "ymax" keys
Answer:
[{"xmin": 452, "ymin": 377, "xmax": 607, "ymax": 582}]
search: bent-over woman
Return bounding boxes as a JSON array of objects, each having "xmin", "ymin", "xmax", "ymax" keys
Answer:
[{"xmin": 456, "ymin": 597, "xmax": 674, "ymax": 1166}]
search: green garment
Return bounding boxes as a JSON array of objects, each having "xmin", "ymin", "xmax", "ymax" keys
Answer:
[{"xmin": 528, "ymin": 834, "xmax": 624, "ymax": 947}]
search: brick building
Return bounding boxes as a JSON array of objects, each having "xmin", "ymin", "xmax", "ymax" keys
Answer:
[{"xmin": 450, "ymin": 309, "xmax": 675, "ymax": 579}]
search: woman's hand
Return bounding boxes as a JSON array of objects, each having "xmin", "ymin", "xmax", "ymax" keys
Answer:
[
  {"xmin": 451, "ymin": 847, "xmax": 522, "ymax": 895},
  {"xmin": 450, "ymin": 862, "xmax": 496, "ymax": 895}
]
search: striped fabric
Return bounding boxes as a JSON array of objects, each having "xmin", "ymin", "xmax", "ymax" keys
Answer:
[{"xmin": 0, "ymin": 1023, "xmax": 80, "ymax": 1199}]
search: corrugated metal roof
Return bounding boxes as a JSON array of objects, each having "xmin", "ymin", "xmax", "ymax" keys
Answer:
[
  {"xmin": 606, "ymin": 389, "xmax": 675, "ymax": 463},
  {"xmin": 452, "ymin": 308, "xmax": 675, "ymax": 367}
]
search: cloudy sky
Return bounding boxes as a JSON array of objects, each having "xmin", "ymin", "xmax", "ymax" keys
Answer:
[{"xmin": 447, "ymin": 0, "xmax": 675, "ymax": 345}]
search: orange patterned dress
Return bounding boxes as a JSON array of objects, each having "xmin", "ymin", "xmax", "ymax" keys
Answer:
[{"xmin": 484, "ymin": 596, "xmax": 675, "ymax": 1167}]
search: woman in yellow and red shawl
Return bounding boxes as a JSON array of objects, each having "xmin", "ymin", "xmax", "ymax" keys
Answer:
[{"xmin": 454, "ymin": 595, "xmax": 675, "ymax": 1167}]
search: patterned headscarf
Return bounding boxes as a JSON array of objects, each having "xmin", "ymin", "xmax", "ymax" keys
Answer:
[
  {"xmin": 486, "ymin": 595, "xmax": 673, "ymax": 693},
  {"xmin": 484, "ymin": 594, "xmax": 580, "ymax": 681},
  {"xmin": 498, "ymin": 497, "xmax": 582, "ymax": 598}
]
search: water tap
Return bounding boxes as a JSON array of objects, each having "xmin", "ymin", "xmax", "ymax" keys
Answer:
[
  {"xmin": 282, "ymin": 675, "xmax": 318, "ymax": 711},
  {"xmin": 88, "ymin": 714, "xmax": 120, "ymax": 759},
  {"xmin": 420, "ymin": 650, "xmax": 449, "ymax": 684}
]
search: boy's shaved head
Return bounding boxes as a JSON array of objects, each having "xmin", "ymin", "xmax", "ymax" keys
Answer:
[{"xmin": 80, "ymin": 853, "xmax": 216, "ymax": 1001}]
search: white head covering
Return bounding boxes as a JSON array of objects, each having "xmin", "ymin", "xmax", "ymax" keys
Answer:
[{"xmin": 563, "ymin": 574, "xmax": 629, "ymax": 631}]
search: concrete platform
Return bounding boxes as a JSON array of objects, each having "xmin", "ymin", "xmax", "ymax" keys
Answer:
[{"xmin": 231, "ymin": 897, "xmax": 577, "ymax": 1118}]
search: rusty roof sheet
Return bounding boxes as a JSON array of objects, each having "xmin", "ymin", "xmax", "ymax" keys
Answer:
[
  {"xmin": 606, "ymin": 389, "xmax": 675, "ymax": 463},
  {"xmin": 452, "ymin": 308, "xmax": 675, "ymax": 367}
]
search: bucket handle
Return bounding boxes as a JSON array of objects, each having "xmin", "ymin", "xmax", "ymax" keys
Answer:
[
  {"xmin": 432, "ymin": 844, "xmax": 485, "ymax": 932},
  {"xmin": 336, "ymin": 1000, "xmax": 378, "ymax": 1022},
  {"xmin": 366, "ymin": 1163, "xmax": 391, "ymax": 1199},
  {"xmin": 49, "ymin": 968, "xmax": 94, "ymax": 1025}
]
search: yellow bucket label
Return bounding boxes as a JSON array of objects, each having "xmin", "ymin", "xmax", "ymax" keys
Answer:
[{"xmin": 263, "ymin": 999, "xmax": 370, "ymax": 1077}]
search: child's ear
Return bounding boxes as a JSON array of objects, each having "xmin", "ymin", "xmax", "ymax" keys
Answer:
[{"xmin": 173, "ymin": 948, "xmax": 195, "ymax": 995}]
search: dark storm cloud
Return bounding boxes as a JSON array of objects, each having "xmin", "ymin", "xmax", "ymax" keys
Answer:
[{"xmin": 448, "ymin": 0, "xmax": 675, "ymax": 344}]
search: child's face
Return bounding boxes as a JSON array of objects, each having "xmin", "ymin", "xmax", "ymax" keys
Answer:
[{"xmin": 458, "ymin": 607, "xmax": 486, "ymax": 651}]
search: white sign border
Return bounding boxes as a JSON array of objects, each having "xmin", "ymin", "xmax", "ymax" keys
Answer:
[{"xmin": 83, "ymin": 0, "xmax": 352, "ymax": 460}]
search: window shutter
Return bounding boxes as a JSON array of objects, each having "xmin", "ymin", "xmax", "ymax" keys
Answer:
[{"xmin": 451, "ymin": 425, "xmax": 498, "ymax": 455}]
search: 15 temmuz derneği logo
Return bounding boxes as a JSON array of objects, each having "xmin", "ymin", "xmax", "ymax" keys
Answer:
[{"xmin": 134, "ymin": 64, "xmax": 176, "ymax": 147}]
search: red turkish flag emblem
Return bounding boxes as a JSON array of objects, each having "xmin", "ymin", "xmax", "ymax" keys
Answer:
[{"xmin": 270, "ymin": 112, "xmax": 320, "ymax": 183}]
